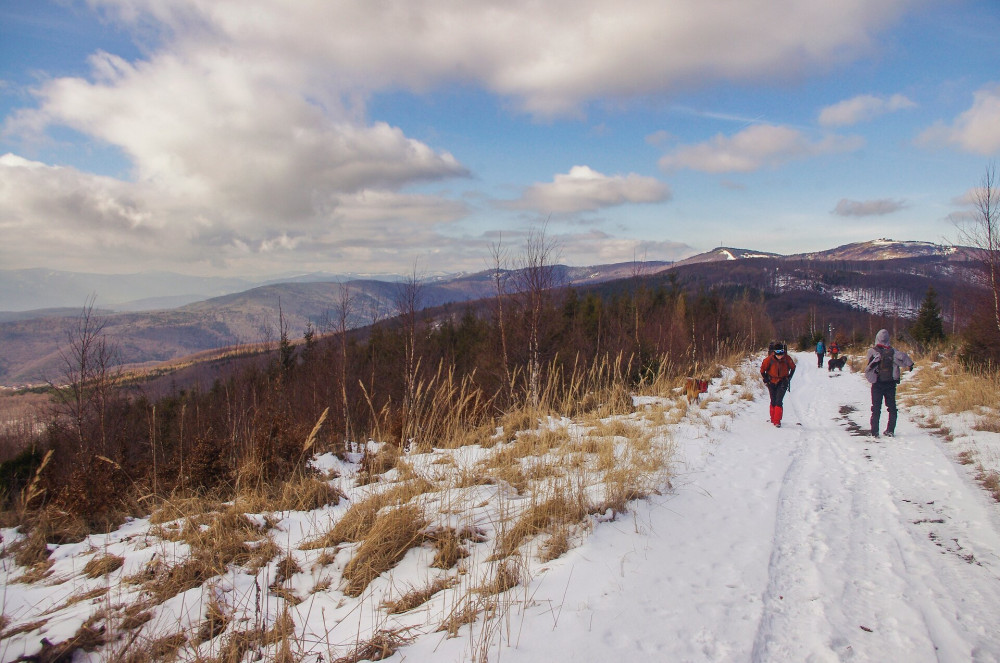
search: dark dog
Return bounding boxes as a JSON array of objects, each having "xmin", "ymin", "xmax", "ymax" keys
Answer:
[{"xmin": 828, "ymin": 356, "xmax": 847, "ymax": 371}]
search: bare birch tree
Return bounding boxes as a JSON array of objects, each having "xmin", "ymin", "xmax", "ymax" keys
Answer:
[
  {"xmin": 488, "ymin": 235, "xmax": 512, "ymax": 394},
  {"xmin": 514, "ymin": 225, "xmax": 560, "ymax": 406},
  {"xmin": 957, "ymin": 163, "xmax": 1000, "ymax": 339},
  {"xmin": 333, "ymin": 283, "xmax": 354, "ymax": 444},
  {"xmin": 394, "ymin": 261, "xmax": 424, "ymax": 437}
]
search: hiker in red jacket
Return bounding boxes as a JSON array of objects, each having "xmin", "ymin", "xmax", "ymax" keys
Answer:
[{"xmin": 760, "ymin": 342, "xmax": 796, "ymax": 427}]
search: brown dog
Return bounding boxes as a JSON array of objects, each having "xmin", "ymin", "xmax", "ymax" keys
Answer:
[{"xmin": 685, "ymin": 377, "xmax": 709, "ymax": 403}]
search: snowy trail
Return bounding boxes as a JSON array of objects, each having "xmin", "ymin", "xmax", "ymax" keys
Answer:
[{"xmin": 485, "ymin": 352, "xmax": 1000, "ymax": 663}]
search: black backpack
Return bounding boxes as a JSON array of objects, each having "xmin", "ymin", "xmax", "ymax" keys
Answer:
[{"xmin": 877, "ymin": 347, "xmax": 895, "ymax": 382}]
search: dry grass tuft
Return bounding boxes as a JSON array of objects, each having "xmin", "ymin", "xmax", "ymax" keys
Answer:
[
  {"xmin": 83, "ymin": 553, "xmax": 124, "ymax": 578},
  {"xmin": 275, "ymin": 474, "xmax": 345, "ymax": 512},
  {"xmin": 589, "ymin": 419, "xmax": 642, "ymax": 439},
  {"xmin": 384, "ymin": 576, "xmax": 457, "ymax": 614},
  {"xmin": 143, "ymin": 506, "xmax": 277, "ymax": 601},
  {"xmin": 332, "ymin": 628, "xmax": 415, "ymax": 663},
  {"xmin": 477, "ymin": 558, "xmax": 523, "ymax": 595},
  {"xmin": 357, "ymin": 444, "xmax": 402, "ymax": 484},
  {"xmin": 438, "ymin": 599, "xmax": 487, "ymax": 637},
  {"xmin": 341, "ymin": 503, "xmax": 429, "ymax": 597},
  {"xmin": 492, "ymin": 493, "xmax": 587, "ymax": 560},
  {"xmin": 977, "ymin": 468, "xmax": 1000, "ymax": 502},
  {"xmin": 301, "ymin": 478, "xmax": 434, "ymax": 550},
  {"xmin": 195, "ymin": 599, "xmax": 230, "ymax": 646},
  {"xmin": 149, "ymin": 495, "xmax": 221, "ymax": 526},
  {"xmin": 428, "ymin": 527, "xmax": 487, "ymax": 569},
  {"xmin": 0, "ymin": 618, "xmax": 47, "ymax": 640}
]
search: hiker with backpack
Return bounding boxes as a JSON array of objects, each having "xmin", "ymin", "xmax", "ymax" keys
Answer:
[
  {"xmin": 829, "ymin": 339, "xmax": 840, "ymax": 360},
  {"xmin": 761, "ymin": 342, "xmax": 796, "ymax": 427},
  {"xmin": 864, "ymin": 329, "xmax": 914, "ymax": 438},
  {"xmin": 815, "ymin": 338, "xmax": 825, "ymax": 368}
]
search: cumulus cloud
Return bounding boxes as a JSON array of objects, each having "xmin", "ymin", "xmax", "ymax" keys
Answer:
[
  {"xmin": 832, "ymin": 198, "xmax": 908, "ymax": 217},
  {"xmin": 504, "ymin": 166, "xmax": 670, "ymax": 214},
  {"xmin": 818, "ymin": 93, "xmax": 916, "ymax": 127},
  {"xmin": 917, "ymin": 84, "xmax": 1000, "ymax": 155},
  {"xmin": 0, "ymin": 153, "xmax": 469, "ymax": 273},
  {"xmin": 6, "ymin": 49, "xmax": 468, "ymax": 224},
  {"xmin": 658, "ymin": 125, "xmax": 864, "ymax": 173},
  {"xmin": 87, "ymin": 0, "xmax": 916, "ymax": 116},
  {"xmin": 1, "ymin": 0, "xmax": 921, "ymax": 273}
]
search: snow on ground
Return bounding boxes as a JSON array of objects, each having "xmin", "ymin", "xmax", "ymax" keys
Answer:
[{"xmin": 3, "ymin": 352, "xmax": 1000, "ymax": 662}]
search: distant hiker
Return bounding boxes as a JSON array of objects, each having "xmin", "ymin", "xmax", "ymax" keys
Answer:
[
  {"xmin": 864, "ymin": 329, "xmax": 914, "ymax": 438},
  {"xmin": 829, "ymin": 340, "xmax": 840, "ymax": 360},
  {"xmin": 815, "ymin": 338, "xmax": 825, "ymax": 368},
  {"xmin": 761, "ymin": 342, "xmax": 796, "ymax": 427}
]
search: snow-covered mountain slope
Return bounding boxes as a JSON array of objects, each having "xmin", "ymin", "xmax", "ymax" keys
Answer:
[{"xmin": 2, "ymin": 353, "xmax": 999, "ymax": 662}]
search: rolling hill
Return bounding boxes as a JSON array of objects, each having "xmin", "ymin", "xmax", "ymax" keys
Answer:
[{"xmin": 0, "ymin": 240, "xmax": 984, "ymax": 387}]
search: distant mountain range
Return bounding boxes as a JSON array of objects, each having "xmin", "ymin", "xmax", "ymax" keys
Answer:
[{"xmin": 0, "ymin": 239, "xmax": 983, "ymax": 387}]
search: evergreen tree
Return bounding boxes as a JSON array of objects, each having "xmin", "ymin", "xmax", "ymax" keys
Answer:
[{"xmin": 912, "ymin": 286, "xmax": 945, "ymax": 344}]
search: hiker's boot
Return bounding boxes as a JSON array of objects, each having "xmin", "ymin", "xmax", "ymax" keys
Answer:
[
  {"xmin": 884, "ymin": 430, "xmax": 894, "ymax": 437},
  {"xmin": 774, "ymin": 406, "xmax": 783, "ymax": 427}
]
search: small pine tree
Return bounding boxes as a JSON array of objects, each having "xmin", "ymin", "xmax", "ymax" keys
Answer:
[{"xmin": 912, "ymin": 286, "xmax": 945, "ymax": 345}]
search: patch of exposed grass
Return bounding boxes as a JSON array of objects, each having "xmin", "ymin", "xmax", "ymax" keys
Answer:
[
  {"xmin": 341, "ymin": 503, "xmax": 429, "ymax": 597},
  {"xmin": 83, "ymin": 553, "xmax": 124, "ymax": 578},
  {"xmin": 143, "ymin": 506, "xmax": 277, "ymax": 602},
  {"xmin": 492, "ymin": 493, "xmax": 588, "ymax": 560},
  {"xmin": 301, "ymin": 478, "xmax": 434, "ymax": 550},
  {"xmin": 332, "ymin": 628, "xmax": 414, "ymax": 663},
  {"xmin": 384, "ymin": 576, "xmax": 456, "ymax": 614},
  {"xmin": 977, "ymin": 468, "xmax": 1000, "ymax": 502},
  {"xmin": 427, "ymin": 526, "xmax": 486, "ymax": 569}
]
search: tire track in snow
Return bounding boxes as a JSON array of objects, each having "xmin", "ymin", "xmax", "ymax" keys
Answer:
[{"xmin": 751, "ymin": 354, "xmax": 1000, "ymax": 661}]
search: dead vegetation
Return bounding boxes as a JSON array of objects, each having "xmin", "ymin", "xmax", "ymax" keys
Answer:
[{"xmin": 900, "ymin": 351, "xmax": 1000, "ymax": 502}]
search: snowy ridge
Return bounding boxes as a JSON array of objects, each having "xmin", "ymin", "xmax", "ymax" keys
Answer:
[{"xmin": 3, "ymin": 355, "xmax": 1000, "ymax": 661}]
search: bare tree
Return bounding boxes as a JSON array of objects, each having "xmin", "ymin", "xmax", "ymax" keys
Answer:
[
  {"xmin": 394, "ymin": 260, "xmax": 424, "ymax": 435},
  {"xmin": 514, "ymin": 225, "xmax": 560, "ymax": 406},
  {"xmin": 957, "ymin": 163, "xmax": 1000, "ymax": 338},
  {"xmin": 488, "ymin": 234, "xmax": 512, "ymax": 393},
  {"xmin": 333, "ymin": 283, "xmax": 355, "ymax": 444},
  {"xmin": 51, "ymin": 296, "xmax": 121, "ymax": 454},
  {"xmin": 630, "ymin": 248, "xmax": 650, "ymax": 352}
]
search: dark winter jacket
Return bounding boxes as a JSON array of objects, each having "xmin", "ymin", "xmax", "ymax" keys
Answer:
[{"xmin": 864, "ymin": 329, "xmax": 914, "ymax": 384}]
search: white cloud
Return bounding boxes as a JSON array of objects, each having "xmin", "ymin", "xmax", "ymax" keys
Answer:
[
  {"xmin": 86, "ymin": 0, "xmax": 917, "ymax": 116},
  {"xmin": 818, "ymin": 93, "xmax": 916, "ymax": 127},
  {"xmin": 1, "ymin": 0, "xmax": 922, "ymax": 273},
  {"xmin": 505, "ymin": 166, "xmax": 670, "ymax": 214},
  {"xmin": 552, "ymin": 230, "xmax": 693, "ymax": 264},
  {"xmin": 659, "ymin": 125, "xmax": 864, "ymax": 173},
  {"xmin": 0, "ymin": 153, "xmax": 469, "ymax": 273},
  {"xmin": 832, "ymin": 198, "xmax": 908, "ymax": 216},
  {"xmin": 917, "ymin": 84, "xmax": 1000, "ymax": 155},
  {"xmin": 6, "ymin": 49, "xmax": 468, "ymax": 223}
]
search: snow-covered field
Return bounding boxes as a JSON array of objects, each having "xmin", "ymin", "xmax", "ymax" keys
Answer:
[{"xmin": 2, "ymin": 351, "xmax": 1000, "ymax": 662}]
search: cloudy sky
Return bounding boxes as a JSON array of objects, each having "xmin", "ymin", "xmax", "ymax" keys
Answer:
[{"xmin": 1, "ymin": 0, "xmax": 999, "ymax": 277}]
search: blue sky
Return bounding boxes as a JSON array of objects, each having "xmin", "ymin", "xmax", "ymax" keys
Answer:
[{"xmin": 1, "ymin": 0, "xmax": 999, "ymax": 277}]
